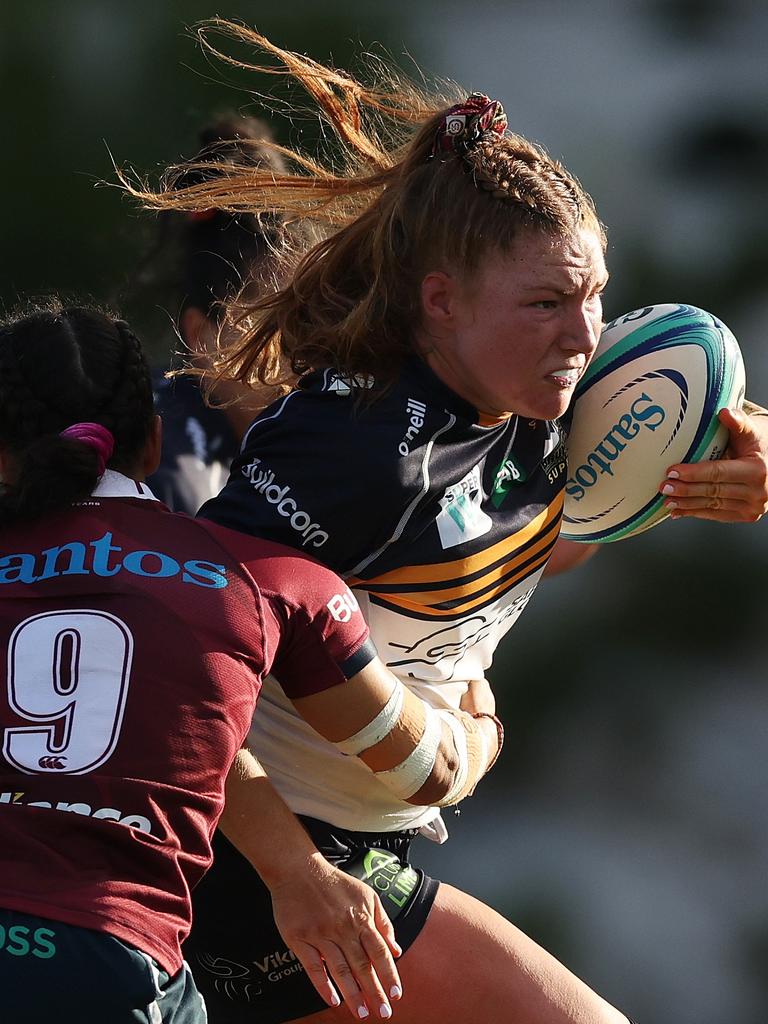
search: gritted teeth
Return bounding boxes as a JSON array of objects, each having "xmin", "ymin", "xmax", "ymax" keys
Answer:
[{"xmin": 549, "ymin": 368, "xmax": 580, "ymax": 381}]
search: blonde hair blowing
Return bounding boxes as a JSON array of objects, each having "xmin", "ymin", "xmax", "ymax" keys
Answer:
[{"xmin": 124, "ymin": 20, "xmax": 606, "ymax": 395}]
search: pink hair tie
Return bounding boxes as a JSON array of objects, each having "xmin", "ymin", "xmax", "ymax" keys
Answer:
[{"xmin": 59, "ymin": 422, "xmax": 115, "ymax": 477}]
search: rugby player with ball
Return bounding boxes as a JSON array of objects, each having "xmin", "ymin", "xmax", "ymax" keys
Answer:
[{"xmin": 130, "ymin": 23, "xmax": 768, "ymax": 1024}]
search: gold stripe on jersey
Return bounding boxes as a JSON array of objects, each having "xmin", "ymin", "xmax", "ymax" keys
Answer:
[
  {"xmin": 350, "ymin": 495, "xmax": 562, "ymax": 619},
  {"xmin": 362, "ymin": 538, "xmax": 554, "ymax": 618},
  {"xmin": 371, "ymin": 519, "xmax": 557, "ymax": 605},
  {"xmin": 350, "ymin": 492, "xmax": 563, "ymax": 590},
  {"xmin": 359, "ymin": 510, "xmax": 561, "ymax": 602}
]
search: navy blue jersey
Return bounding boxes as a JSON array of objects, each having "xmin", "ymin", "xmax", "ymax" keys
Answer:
[
  {"xmin": 199, "ymin": 358, "xmax": 568, "ymax": 830},
  {"xmin": 149, "ymin": 371, "xmax": 239, "ymax": 515}
]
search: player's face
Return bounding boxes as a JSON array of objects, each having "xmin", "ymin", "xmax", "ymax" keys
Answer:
[{"xmin": 418, "ymin": 227, "xmax": 608, "ymax": 420}]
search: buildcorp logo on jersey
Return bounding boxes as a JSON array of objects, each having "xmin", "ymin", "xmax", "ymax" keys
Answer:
[{"xmin": 241, "ymin": 459, "xmax": 328, "ymax": 548}]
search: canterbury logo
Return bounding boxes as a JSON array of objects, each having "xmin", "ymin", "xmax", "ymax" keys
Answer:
[{"xmin": 38, "ymin": 756, "xmax": 67, "ymax": 770}]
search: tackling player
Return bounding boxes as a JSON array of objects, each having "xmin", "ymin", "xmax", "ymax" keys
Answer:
[{"xmin": 0, "ymin": 303, "xmax": 507, "ymax": 1022}]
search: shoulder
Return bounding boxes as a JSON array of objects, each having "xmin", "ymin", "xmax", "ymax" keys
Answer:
[
  {"xmin": 241, "ymin": 371, "xmax": 412, "ymax": 460},
  {"xmin": 196, "ymin": 518, "xmax": 364, "ymax": 623},
  {"xmin": 197, "ymin": 520, "xmax": 344, "ymax": 604},
  {"xmin": 200, "ymin": 368, "xmax": 454, "ymax": 570},
  {"xmin": 199, "ymin": 521, "xmax": 373, "ymax": 693},
  {"xmin": 241, "ymin": 365, "xmax": 458, "ymax": 482}
]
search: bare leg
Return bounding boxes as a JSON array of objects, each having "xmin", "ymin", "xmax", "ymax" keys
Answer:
[{"xmin": 287, "ymin": 883, "xmax": 629, "ymax": 1024}]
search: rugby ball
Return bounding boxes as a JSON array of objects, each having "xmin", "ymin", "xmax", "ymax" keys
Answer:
[{"xmin": 561, "ymin": 303, "xmax": 745, "ymax": 543}]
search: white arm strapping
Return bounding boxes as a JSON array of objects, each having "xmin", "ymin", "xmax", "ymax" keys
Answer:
[
  {"xmin": 438, "ymin": 709, "xmax": 490, "ymax": 806},
  {"xmin": 437, "ymin": 711, "xmax": 469, "ymax": 805},
  {"xmin": 374, "ymin": 704, "xmax": 442, "ymax": 800},
  {"xmin": 334, "ymin": 681, "xmax": 405, "ymax": 756}
]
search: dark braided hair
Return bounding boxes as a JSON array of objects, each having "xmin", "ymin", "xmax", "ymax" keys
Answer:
[{"xmin": 0, "ymin": 301, "xmax": 155, "ymax": 526}]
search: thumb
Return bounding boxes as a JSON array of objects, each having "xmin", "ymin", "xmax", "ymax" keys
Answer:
[{"xmin": 718, "ymin": 406, "xmax": 761, "ymax": 457}]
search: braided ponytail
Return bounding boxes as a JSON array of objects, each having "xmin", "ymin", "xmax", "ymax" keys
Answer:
[
  {"xmin": 0, "ymin": 435, "xmax": 105, "ymax": 527},
  {"xmin": 0, "ymin": 302, "xmax": 155, "ymax": 526}
]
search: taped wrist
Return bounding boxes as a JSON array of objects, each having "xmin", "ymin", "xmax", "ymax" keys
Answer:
[
  {"xmin": 330, "ymin": 679, "xmax": 497, "ymax": 806},
  {"xmin": 433, "ymin": 709, "xmax": 492, "ymax": 806}
]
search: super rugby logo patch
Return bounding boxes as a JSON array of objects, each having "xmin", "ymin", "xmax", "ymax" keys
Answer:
[{"xmin": 435, "ymin": 465, "xmax": 492, "ymax": 549}]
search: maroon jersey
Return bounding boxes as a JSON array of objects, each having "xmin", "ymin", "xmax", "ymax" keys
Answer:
[{"xmin": 0, "ymin": 473, "xmax": 374, "ymax": 973}]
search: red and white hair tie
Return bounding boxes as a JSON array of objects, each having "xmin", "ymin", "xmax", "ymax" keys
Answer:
[{"xmin": 430, "ymin": 93, "xmax": 508, "ymax": 159}]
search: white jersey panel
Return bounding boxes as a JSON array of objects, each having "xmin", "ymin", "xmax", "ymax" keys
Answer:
[{"xmin": 246, "ymin": 570, "xmax": 541, "ymax": 831}]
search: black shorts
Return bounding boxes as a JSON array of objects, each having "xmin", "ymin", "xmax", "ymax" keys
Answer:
[
  {"xmin": 0, "ymin": 908, "xmax": 206, "ymax": 1024},
  {"xmin": 185, "ymin": 816, "xmax": 440, "ymax": 1024}
]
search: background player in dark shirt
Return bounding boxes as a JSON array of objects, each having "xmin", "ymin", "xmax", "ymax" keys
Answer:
[{"xmin": 146, "ymin": 116, "xmax": 287, "ymax": 514}]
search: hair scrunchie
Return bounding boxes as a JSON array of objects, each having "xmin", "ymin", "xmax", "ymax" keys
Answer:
[
  {"xmin": 430, "ymin": 92, "xmax": 508, "ymax": 159},
  {"xmin": 59, "ymin": 422, "xmax": 115, "ymax": 477}
]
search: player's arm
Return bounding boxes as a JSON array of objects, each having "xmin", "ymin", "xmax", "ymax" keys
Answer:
[
  {"xmin": 220, "ymin": 747, "xmax": 402, "ymax": 1021},
  {"xmin": 247, "ymin": 545, "xmax": 503, "ymax": 805},
  {"xmin": 543, "ymin": 536, "xmax": 599, "ymax": 576},
  {"xmin": 292, "ymin": 659, "xmax": 503, "ymax": 808},
  {"xmin": 659, "ymin": 404, "xmax": 768, "ymax": 523}
]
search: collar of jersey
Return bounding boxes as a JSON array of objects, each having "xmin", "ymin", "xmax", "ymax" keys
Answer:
[
  {"xmin": 91, "ymin": 469, "xmax": 159, "ymax": 501},
  {"xmin": 406, "ymin": 354, "xmax": 486, "ymax": 423}
]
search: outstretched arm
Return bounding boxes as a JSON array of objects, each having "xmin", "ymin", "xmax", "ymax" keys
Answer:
[{"xmin": 220, "ymin": 749, "xmax": 402, "ymax": 1021}]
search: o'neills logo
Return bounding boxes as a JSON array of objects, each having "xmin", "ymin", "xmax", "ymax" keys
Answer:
[
  {"xmin": 325, "ymin": 372, "xmax": 374, "ymax": 396},
  {"xmin": 565, "ymin": 393, "xmax": 665, "ymax": 501},
  {"xmin": 398, "ymin": 398, "xmax": 427, "ymax": 457},
  {"xmin": 241, "ymin": 459, "xmax": 329, "ymax": 548}
]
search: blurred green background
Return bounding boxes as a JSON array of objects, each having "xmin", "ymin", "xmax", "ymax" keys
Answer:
[{"xmin": 3, "ymin": 2, "xmax": 768, "ymax": 1022}]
